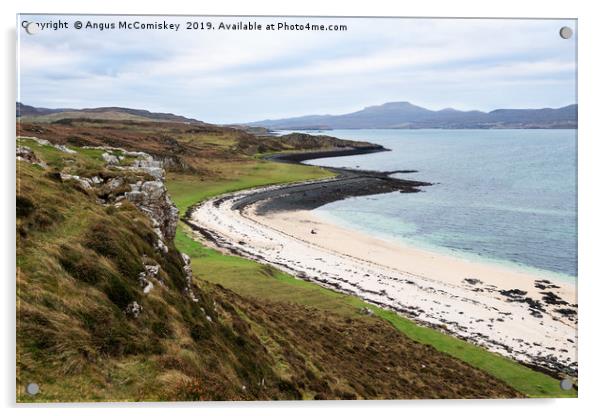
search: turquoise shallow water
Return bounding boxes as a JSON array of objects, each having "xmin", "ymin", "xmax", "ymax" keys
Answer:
[{"xmin": 289, "ymin": 129, "xmax": 577, "ymax": 281}]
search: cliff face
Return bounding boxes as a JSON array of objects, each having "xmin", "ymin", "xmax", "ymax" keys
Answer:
[
  {"xmin": 54, "ymin": 144, "xmax": 181, "ymax": 245},
  {"xmin": 125, "ymin": 181, "xmax": 179, "ymax": 243}
]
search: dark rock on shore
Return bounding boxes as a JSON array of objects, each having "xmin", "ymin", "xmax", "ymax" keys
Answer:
[
  {"xmin": 535, "ymin": 279, "xmax": 561, "ymax": 290},
  {"xmin": 541, "ymin": 291, "xmax": 569, "ymax": 306},
  {"xmin": 231, "ymin": 147, "xmax": 432, "ymax": 214},
  {"xmin": 245, "ymin": 174, "xmax": 430, "ymax": 215},
  {"xmin": 499, "ymin": 289, "xmax": 548, "ymax": 318},
  {"xmin": 499, "ymin": 289, "xmax": 528, "ymax": 299}
]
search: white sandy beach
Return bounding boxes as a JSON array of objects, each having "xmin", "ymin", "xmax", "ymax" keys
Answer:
[{"xmin": 190, "ymin": 182, "xmax": 578, "ymax": 375}]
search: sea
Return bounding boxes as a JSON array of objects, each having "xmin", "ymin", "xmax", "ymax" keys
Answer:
[{"xmin": 283, "ymin": 129, "xmax": 577, "ymax": 282}]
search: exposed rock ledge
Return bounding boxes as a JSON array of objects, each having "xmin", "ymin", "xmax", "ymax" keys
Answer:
[
  {"xmin": 17, "ymin": 138, "xmax": 203, "ymax": 318},
  {"xmin": 17, "ymin": 138, "xmax": 179, "ymax": 247},
  {"xmin": 125, "ymin": 180, "xmax": 179, "ymax": 242}
]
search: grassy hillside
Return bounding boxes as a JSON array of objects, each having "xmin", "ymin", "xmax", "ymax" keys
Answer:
[
  {"xmin": 17, "ymin": 118, "xmax": 379, "ymax": 174},
  {"xmin": 19, "ymin": 111, "xmax": 159, "ymax": 124},
  {"xmin": 17, "ymin": 102, "xmax": 204, "ymax": 124},
  {"xmin": 17, "ymin": 141, "xmax": 275, "ymax": 401},
  {"xmin": 16, "ymin": 116, "xmax": 575, "ymax": 401}
]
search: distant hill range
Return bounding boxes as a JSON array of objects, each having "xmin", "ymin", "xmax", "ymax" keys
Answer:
[
  {"xmin": 246, "ymin": 102, "xmax": 577, "ymax": 130},
  {"xmin": 16, "ymin": 102, "xmax": 204, "ymax": 124}
]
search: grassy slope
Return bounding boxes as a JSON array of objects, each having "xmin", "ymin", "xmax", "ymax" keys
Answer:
[
  {"xmin": 15, "ymin": 142, "xmax": 315, "ymax": 402},
  {"xmin": 168, "ymin": 162, "xmax": 576, "ymax": 399}
]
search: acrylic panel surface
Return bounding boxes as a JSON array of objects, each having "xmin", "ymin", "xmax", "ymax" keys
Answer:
[{"xmin": 16, "ymin": 15, "xmax": 577, "ymax": 402}]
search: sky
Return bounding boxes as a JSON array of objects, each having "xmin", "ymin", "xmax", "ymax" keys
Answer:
[{"xmin": 18, "ymin": 15, "xmax": 577, "ymax": 124}]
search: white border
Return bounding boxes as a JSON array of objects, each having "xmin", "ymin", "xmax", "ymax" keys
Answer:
[{"xmin": 3, "ymin": 1, "xmax": 600, "ymax": 415}]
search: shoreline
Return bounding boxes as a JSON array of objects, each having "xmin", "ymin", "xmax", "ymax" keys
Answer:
[
  {"xmin": 186, "ymin": 147, "xmax": 577, "ymax": 377},
  {"xmin": 314, "ymin": 208, "xmax": 576, "ymax": 285},
  {"xmin": 250, "ymin": 147, "xmax": 431, "ymax": 213}
]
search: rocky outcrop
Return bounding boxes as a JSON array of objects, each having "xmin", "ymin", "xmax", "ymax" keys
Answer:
[
  {"xmin": 102, "ymin": 152, "xmax": 120, "ymax": 165},
  {"xmin": 18, "ymin": 138, "xmax": 180, "ymax": 248},
  {"xmin": 19, "ymin": 136, "xmax": 76, "ymax": 154},
  {"xmin": 125, "ymin": 180, "xmax": 179, "ymax": 242},
  {"xmin": 138, "ymin": 257, "xmax": 163, "ymax": 295},
  {"xmin": 181, "ymin": 253, "xmax": 199, "ymax": 302},
  {"xmin": 92, "ymin": 148, "xmax": 179, "ymax": 244},
  {"xmin": 16, "ymin": 146, "xmax": 46, "ymax": 168},
  {"xmin": 131, "ymin": 156, "xmax": 164, "ymax": 180},
  {"xmin": 60, "ymin": 173, "xmax": 94, "ymax": 190},
  {"xmin": 77, "ymin": 145, "xmax": 179, "ymax": 244}
]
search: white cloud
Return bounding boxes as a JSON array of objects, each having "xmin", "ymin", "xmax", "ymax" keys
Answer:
[{"xmin": 17, "ymin": 15, "xmax": 576, "ymax": 123}]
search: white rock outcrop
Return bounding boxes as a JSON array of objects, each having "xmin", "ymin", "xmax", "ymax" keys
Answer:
[
  {"xmin": 19, "ymin": 136, "xmax": 76, "ymax": 154},
  {"xmin": 181, "ymin": 253, "xmax": 199, "ymax": 302},
  {"xmin": 102, "ymin": 152, "xmax": 120, "ymax": 165},
  {"xmin": 131, "ymin": 156, "xmax": 165, "ymax": 180},
  {"xmin": 124, "ymin": 301, "xmax": 143, "ymax": 318},
  {"xmin": 125, "ymin": 180, "xmax": 179, "ymax": 243},
  {"xmin": 16, "ymin": 146, "xmax": 46, "ymax": 168},
  {"xmin": 60, "ymin": 173, "xmax": 93, "ymax": 190}
]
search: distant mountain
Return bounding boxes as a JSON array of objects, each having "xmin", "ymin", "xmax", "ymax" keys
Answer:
[
  {"xmin": 17, "ymin": 103, "xmax": 71, "ymax": 117},
  {"xmin": 16, "ymin": 102, "xmax": 204, "ymax": 124},
  {"xmin": 246, "ymin": 102, "xmax": 577, "ymax": 130}
]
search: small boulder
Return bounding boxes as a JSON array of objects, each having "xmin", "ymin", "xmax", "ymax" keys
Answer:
[{"xmin": 124, "ymin": 301, "xmax": 143, "ymax": 318}]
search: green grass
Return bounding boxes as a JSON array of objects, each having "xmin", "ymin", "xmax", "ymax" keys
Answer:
[
  {"xmin": 168, "ymin": 162, "xmax": 577, "ymax": 398},
  {"xmin": 167, "ymin": 159, "xmax": 333, "ymax": 215},
  {"xmin": 175, "ymin": 228, "xmax": 361, "ymax": 317},
  {"xmin": 17, "ymin": 137, "xmax": 109, "ymax": 175}
]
